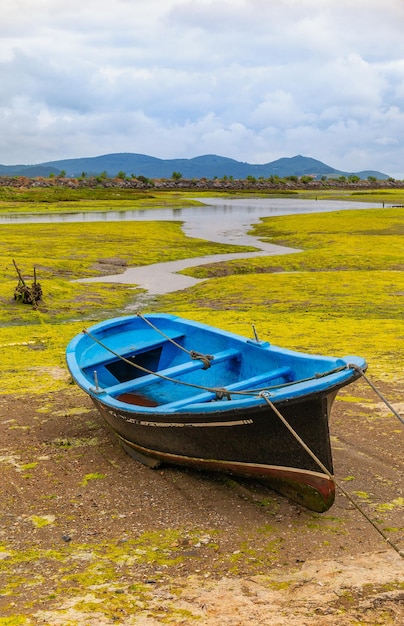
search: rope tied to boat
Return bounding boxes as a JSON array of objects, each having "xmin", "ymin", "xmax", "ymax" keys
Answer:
[
  {"xmin": 215, "ymin": 388, "xmax": 232, "ymax": 401},
  {"xmin": 348, "ymin": 363, "xmax": 404, "ymax": 426},
  {"xmin": 259, "ymin": 391, "xmax": 334, "ymax": 478},
  {"xmin": 137, "ymin": 312, "xmax": 214, "ymax": 368},
  {"xmin": 189, "ymin": 350, "xmax": 214, "ymax": 369},
  {"xmin": 259, "ymin": 391, "xmax": 403, "ymax": 558},
  {"xmin": 314, "ymin": 365, "xmax": 348, "ymax": 378}
]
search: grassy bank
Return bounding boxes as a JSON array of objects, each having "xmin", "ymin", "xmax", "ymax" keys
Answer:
[
  {"xmin": 171, "ymin": 206, "xmax": 404, "ymax": 379},
  {"xmin": 0, "ymin": 190, "xmax": 403, "ymax": 394},
  {"xmin": 0, "ymin": 186, "xmax": 403, "ymax": 213}
]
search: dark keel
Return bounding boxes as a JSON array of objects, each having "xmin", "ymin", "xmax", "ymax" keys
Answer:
[
  {"xmin": 119, "ymin": 438, "xmax": 335, "ymax": 513},
  {"xmin": 92, "ymin": 391, "xmax": 336, "ymax": 512}
]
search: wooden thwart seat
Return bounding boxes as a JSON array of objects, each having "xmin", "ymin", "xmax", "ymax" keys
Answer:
[
  {"xmin": 102, "ymin": 348, "xmax": 242, "ymax": 397},
  {"xmin": 158, "ymin": 365, "xmax": 293, "ymax": 410}
]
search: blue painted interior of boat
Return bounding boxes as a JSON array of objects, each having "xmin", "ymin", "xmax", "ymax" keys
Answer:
[{"xmin": 66, "ymin": 314, "xmax": 367, "ymax": 414}]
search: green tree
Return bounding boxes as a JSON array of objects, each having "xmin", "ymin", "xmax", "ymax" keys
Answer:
[
  {"xmin": 171, "ymin": 171, "xmax": 182, "ymax": 181},
  {"xmin": 300, "ymin": 175, "xmax": 314, "ymax": 184},
  {"xmin": 137, "ymin": 175, "xmax": 154, "ymax": 186}
]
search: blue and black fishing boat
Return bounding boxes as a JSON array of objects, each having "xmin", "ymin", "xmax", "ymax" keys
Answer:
[{"xmin": 66, "ymin": 313, "xmax": 367, "ymax": 512}]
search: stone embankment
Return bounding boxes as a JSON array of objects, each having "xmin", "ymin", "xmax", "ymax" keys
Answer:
[{"xmin": 1, "ymin": 174, "xmax": 404, "ymax": 191}]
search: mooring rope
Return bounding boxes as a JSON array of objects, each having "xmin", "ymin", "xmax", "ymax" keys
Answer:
[
  {"xmin": 261, "ymin": 392, "xmax": 403, "ymax": 558},
  {"xmin": 260, "ymin": 392, "xmax": 333, "ymax": 477},
  {"xmin": 349, "ymin": 363, "xmax": 404, "ymax": 426},
  {"xmin": 136, "ymin": 313, "xmax": 214, "ymax": 369}
]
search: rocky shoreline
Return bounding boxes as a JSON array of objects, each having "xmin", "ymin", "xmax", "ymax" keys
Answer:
[{"xmin": 1, "ymin": 174, "xmax": 404, "ymax": 192}]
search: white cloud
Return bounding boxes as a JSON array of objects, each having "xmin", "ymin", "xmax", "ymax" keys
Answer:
[{"xmin": 0, "ymin": 0, "xmax": 403, "ymax": 178}]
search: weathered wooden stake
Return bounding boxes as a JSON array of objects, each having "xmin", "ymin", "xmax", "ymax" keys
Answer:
[{"xmin": 13, "ymin": 259, "xmax": 43, "ymax": 306}]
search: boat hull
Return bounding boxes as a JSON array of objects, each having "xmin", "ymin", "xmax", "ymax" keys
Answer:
[
  {"xmin": 91, "ymin": 390, "xmax": 337, "ymax": 512},
  {"xmin": 66, "ymin": 313, "xmax": 367, "ymax": 513}
]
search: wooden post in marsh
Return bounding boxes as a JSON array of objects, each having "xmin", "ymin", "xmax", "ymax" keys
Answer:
[{"xmin": 13, "ymin": 259, "xmax": 43, "ymax": 307}]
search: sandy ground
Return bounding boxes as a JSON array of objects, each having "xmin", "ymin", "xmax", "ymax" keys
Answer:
[{"xmin": 0, "ymin": 377, "xmax": 403, "ymax": 624}]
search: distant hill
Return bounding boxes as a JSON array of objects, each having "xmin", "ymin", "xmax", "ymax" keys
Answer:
[{"xmin": 0, "ymin": 153, "xmax": 389, "ymax": 180}]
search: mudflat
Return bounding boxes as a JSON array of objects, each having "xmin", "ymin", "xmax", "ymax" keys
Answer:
[{"xmin": 1, "ymin": 377, "xmax": 403, "ymax": 624}]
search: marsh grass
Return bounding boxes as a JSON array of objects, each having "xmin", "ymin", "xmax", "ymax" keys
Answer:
[
  {"xmin": 0, "ymin": 191, "xmax": 403, "ymax": 394},
  {"xmin": 0, "ymin": 219, "xmax": 253, "ymax": 394},
  {"xmin": 0, "ymin": 188, "xmax": 203, "ymax": 212},
  {"xmin": 154, "ymin": 206, "xmax": 404, "ymax": 379}
]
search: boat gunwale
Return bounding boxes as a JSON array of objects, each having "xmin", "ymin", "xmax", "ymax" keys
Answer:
[
  {"xmin": 66, "ymin": 314, "xmax": 367, "ymax": 415},
  {"xmin": 67, "ymin": 365, "xmax": 365, "ymax": 416}
]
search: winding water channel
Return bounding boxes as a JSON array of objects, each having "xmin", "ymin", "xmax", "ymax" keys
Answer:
[{"xmin": 4, "ymin": 197, "xmax": 381, "ymax": 295}]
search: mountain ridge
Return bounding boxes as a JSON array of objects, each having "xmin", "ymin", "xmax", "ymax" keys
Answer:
[{"xmin": 0, "ymin": 153, "xmax": 389, "ymax": 180}]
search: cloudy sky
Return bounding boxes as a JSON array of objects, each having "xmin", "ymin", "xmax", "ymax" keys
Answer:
[{"xmin": 1, "ymin": 0, "xmax": 403, "ymax": 177}]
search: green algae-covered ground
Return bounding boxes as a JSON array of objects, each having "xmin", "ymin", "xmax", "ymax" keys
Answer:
[
  {"xmin": 0, "ymin": 219, "xmax": 254, "ymax": 395},
  {"xmin": 0, "ymin": 192, "xmax": 403, "ymax": 394},
  {"xmin": 159, "ymin": 206, "xmax": 404, "ymax": 380},
  {"xmin": 0, "ymin": 188, "xmax": 403, "ymax": 625}
]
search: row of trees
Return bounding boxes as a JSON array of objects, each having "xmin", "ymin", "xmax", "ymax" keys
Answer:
[{"xmin": 53, "ymin": 170, "xmax": 394, "ymax": 184}]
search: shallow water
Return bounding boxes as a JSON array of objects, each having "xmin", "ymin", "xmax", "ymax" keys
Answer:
[
  {"xmin": 3, "ymin": 197, "xmax": 381, "ymax": 295},
  {"xmin": 80, "ymin": 197, "xmax": 381, "ymax": 294}
]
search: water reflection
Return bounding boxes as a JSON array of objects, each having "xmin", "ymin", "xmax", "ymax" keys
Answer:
[
  {"xmin": 0, "ymin": 197, "xmax": 380, "ymax": 225},
  {"xmin": 70, "ymin": 197, "xmax": 381, "ymax": 294},
  {"xmin": 3, "ymin": 197, "xmax": 382, "ymax": 295}
]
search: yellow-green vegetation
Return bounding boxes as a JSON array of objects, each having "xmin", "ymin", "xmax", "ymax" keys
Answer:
[
  {"xmin": 166, "ymin": 206, "xmax": 404, "ymax": 379},
  {"xmin": 228, "ymin": 537, "xmax": 282, "ymax": 575},
  {"xmin": 0, "ymin": 219, "xmax": 253, "ymax": 394},
  {"xmin": 375, "ymin": 497, "xmax": 404, "ymax": 513},
  {"xmin": 29, "ymin": 515, "xmax": 56, "ymax": 528},
  {"xmin": 0, "ymin": 189, "xmax": 402, "ymax": 388},
  {"xmin": 79, "ymin": 472, "xmax": 106, "ymax": 486}
]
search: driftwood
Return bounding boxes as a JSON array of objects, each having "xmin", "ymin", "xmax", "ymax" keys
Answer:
[{"xmin": 13, "ymin": 259, "xmax": 43, "ymax": 306}]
